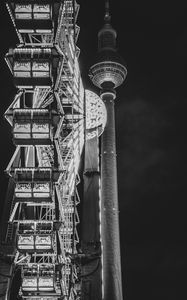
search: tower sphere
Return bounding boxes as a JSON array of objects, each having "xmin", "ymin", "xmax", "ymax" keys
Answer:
[{"xmin": 89, "ymin": 60, "xmax": 127, "ymax": 89}]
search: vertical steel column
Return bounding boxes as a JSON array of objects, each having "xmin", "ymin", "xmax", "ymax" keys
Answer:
[{"xmin": 81, "ymin": 136, "xmax": 102, "ymax": 300}]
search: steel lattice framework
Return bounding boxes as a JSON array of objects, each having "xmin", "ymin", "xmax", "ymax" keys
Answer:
[{"xmin": 2, "ymin": 1, "xmax": 85, "ymax": 299}]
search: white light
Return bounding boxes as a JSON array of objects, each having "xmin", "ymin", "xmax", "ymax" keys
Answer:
[{"xmin": 85, "ymin": 90, "xmax": 107, "ymax": 139}]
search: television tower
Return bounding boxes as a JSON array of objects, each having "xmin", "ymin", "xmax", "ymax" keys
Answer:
[{"xmin": 89, "ymin": 1, "xmax": 127, "ymax": 300}]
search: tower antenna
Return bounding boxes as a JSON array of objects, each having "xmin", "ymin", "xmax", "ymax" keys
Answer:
[{"xmin": 104, "ymin": 0, "xmax": 111, "ymax": 22}]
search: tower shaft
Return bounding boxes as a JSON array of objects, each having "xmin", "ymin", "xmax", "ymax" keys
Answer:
[{"xmin": 101, "ymin": 93, "xmax": 123, "ymax": 300}]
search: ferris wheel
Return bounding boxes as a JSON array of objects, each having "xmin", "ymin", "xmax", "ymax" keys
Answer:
[
  {"xmin": 0, "ymin": 1, "xmax": 126, "ymax": 300},
  {"xmin": 0, "ymin": 1, "xmax": 106, "ymax": 299}
]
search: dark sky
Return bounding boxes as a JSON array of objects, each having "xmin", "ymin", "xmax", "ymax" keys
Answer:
[{"xmin": 0, "ymin": 1, "xmax": 187, "ymax": 299}]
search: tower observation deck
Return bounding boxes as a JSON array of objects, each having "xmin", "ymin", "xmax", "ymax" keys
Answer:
[{"xmin": 0, "ymin": 1, "xmax": 125, "ymax": 300}]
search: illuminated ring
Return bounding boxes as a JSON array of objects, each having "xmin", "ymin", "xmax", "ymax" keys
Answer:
[{"xmin": 85, "ymin": 90, "xmax": 107, "ymax": 139}]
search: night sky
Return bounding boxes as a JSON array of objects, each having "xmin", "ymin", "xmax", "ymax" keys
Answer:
[{"xmin": 0, "ymin": 1, "xmax": 187, "ymax": 299}]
